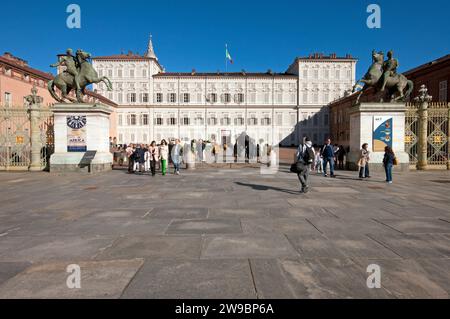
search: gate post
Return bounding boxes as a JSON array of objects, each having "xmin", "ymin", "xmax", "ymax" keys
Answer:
[
  {"xmin": 26, "ymin": 86, "xmax": 44, "ymax": 171},
  {"xmin": 414, "ymin": 85, "xmax": 432, "ymax": 171}
]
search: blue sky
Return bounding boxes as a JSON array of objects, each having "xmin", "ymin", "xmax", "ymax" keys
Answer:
[{"xmin": 1, "ymin": 0, "xmax": 449, "ymax": 79}]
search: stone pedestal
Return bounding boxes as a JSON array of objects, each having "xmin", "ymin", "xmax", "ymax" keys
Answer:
[
  {"xmin": 347, "ymin": 103, "xmax": 409, "ymax": 172},
  {"xmin": 50, "ymin": 103, "xmax": 113, "ymax": 173}
]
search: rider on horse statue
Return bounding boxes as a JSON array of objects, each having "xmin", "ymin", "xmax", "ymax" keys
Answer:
[
  {"xmin": 380, "ymin": 50, "xmax": 399, "ymax": 92},
  {"xmin": 353, "ymin": 49, "xmax": 413, "ymax": 103},
  {"xmin": 48, "ymin": 48, "xmax": 112, "ymax": 103},
  {"xmin": 50, "ymin": 48, "xmax": 83, "ymax": 95}
]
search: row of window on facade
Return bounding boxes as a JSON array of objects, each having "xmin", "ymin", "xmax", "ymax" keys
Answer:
[
  {"xmin": 1, "ymin": 67, "xmax": 47, "ymax": 87},
  {"xmin": 301, "ymin": 68, "xmax": 352, "ymax": 80},
  {"xmin": 98, "ymin": 68, "xmax": 148, "ymax": 79},
  {"xmin": 118, "ymin": 112, "xmax": 329, "ymax": 127},
  {"xmin": 104, "ymin": 92, "xmax": 297, "ymax": 104}
]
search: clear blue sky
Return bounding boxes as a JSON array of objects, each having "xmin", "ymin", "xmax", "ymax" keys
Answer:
[{"xmin": 1, "ymin": 0, "xmax": 449, "ymax": 79}]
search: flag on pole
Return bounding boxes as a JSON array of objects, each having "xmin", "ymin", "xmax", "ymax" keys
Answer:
[{"xmin": 225, "ymin": 44, "xmax": 233, "ymax": 64}]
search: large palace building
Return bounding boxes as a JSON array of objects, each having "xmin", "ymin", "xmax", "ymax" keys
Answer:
[{"xmin": 92, "ymin": 37, "xmax": 357, "ymax": 146}]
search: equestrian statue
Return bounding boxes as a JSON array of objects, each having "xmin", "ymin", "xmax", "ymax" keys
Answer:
[
  {"xmin": 48, "ymin": 48, "xmax": 112, "ymax": 103},
  {"xmin": 352, "ymin": 50, "xmax": 413, "ymax": 104}
]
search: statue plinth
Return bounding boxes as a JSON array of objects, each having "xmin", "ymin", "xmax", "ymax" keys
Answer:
[
  {"xmin": 347, "ymin": 102, "xmax": 410, "ymax": 172},
  {"xmin": 50, "ymin": 103, "xmax": 113, "ymax": 173}
]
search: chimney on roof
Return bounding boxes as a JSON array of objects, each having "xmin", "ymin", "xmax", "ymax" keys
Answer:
[
  {"xmin": 127, "ymin": 50, "xmax": 133, "ymax": 56},
  {"xmin": 3, "ymin": 52, "xmax": 28, "ymax": 67},
  {"xmin": 191, "ymin": 69, "xmax": 196, "ymax": 75}
]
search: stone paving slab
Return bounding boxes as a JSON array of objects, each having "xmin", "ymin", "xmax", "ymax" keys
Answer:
[
  {"xmin": 201, "ymin": 234, "xmax": 299, "ymax": 259},
  {"xmin": 250, "ymin": 258, "xmax": 393, "ymax": 299},
  {"xmin": 96, "ymin": 236, "xmax": 202, "ymax": 260},
  {"xmin": 0, "ymin": 262, "xmax": 32, "ymax": 286},
  {"xmin": 286, "ymin": 234, "xmax": 401, "ymax": 259},
  {"xmin": 149, "ymin": 207, "xmax": 208, "ymax": 219},
  {"xmin": 0, "ymin": 259, "xmax": 144, "ymax": 299},
  {"xmin": 375, "ymin": 219, "xmax": 450, "ymax": 234},
  {"xmin": 267, "ymin": 207, "xmax": 336, "ymax": 218},
  {"xmin": 313, "ymin": 187, "xmax": 360, "ymax": 194},
  {"xmin": 367, "ymin": 234, "xmax": 450, "ymax": 258},
  {"xmin": 306, "ymin": 218, "xmax": 401, "ymax": 235},
  {"xmin": 241, "ymin": 218, "xmax": 321, "ymax": 235},
  {"xmin": 208, "ymin": 208, "xmax": 270, "ymax": 219},
  {"xmin": 121, "ymin": 259, "xmax": 256, "ymax": 299},
  {"xmin": 166, "ymin": 218, "xmax": 242, "ymax": 235},
  {"xmin": 351, "ymin": 258, "xmax": 449, "ymax": 298},
  {"xmin": 0, "ymin": 236, "xmax": 116, "ymax": 262}
]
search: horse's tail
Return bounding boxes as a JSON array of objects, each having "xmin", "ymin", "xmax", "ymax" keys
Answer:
[
  {"xmin": 47, "ymin": 80, "xmax": 61, "ymax": 102},
  {"xmin": 405, "ymin": 80, "xmax": 414, "ymax": 100}
]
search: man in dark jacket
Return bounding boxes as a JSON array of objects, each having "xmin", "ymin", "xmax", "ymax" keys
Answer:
[
  {"xmin": 296, "ymin": 137, "xmax": 315, "ymax": 193},
  {"xmin": 321, "ymin": 138, "xmax": 335, "ymax": 177}
]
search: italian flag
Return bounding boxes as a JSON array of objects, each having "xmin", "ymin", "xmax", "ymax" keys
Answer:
[{"xmin": 226, "ymin": 45, "xmax": 233, "ymax": 64}]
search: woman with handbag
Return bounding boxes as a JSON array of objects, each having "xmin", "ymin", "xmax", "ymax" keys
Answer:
[
  {"xmin": 383, "ymin": 146, "xmax": 396, "ymax": 184},
  {"xmin": 358, "ymin": 143, "xmax": 371, "ymax": 179}
]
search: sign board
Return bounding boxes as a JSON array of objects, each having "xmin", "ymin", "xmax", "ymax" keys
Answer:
[
  {"xmin": 79, "ymin": 150, "xmax": 97, "ymax": 168},
  {"xmin": 67, "ymin": 115, "xmax": 87, "ymax": 152},
  {"xmin": 373, "ymin": 116, "xmax": 393, "ymax": 152}
]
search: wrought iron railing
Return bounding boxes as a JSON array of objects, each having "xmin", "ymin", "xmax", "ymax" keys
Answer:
[
  {"xmin": 405, "ymin": 102, "xmax": 449, "ymax": 168},
  {"xmin": 0, "ymin": 106, "xmax": 54, "ymax": 171}
]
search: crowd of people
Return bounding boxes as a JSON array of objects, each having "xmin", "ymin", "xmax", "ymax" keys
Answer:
[
  {"xmin": 113, "ymin": 138, "xmax": 277, "ymax": 176},
  {"xmin": 113, "ymin": 135, "xmax": 397, "ymax": 191},
  {"xmin": 294, "ymin": 137, "xmax": 397, "ymax": 193},
  {"xmin": 121, "ymin": 139, "xmax": 182, "ymax": 176}
]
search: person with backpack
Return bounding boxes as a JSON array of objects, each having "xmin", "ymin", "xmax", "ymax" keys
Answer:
[
  {"xmin": 321, "ymin": 138, "xmax": 336, "ymax": 177},
  {"xmin": 296, "ymin": 137, "xmax": 315, "ymax": 193}
]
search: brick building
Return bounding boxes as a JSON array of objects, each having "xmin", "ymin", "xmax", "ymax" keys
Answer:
[{"xmin": 328, "ymin": 54, "xmax": 450, "ymax": 148}]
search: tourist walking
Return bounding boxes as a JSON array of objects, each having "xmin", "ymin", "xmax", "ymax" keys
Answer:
[
  {"xmin": 358, "ymin": 143, "xmax": 371, "ymax": 179},
  {"xmin": 171, "ymin": 139, "xmax": 183, "ymax": 175},
  {"xmin": 321, "ymin": 138, "xmax": 335, "ymax": 177},
  {"xmin": 296, "ymin": 137, "xmax": 315, "ymax": 193},
  {"xmin": 126, "ymin": 143, "xmax": 134, "ymax": 174},
  {"xmin": 148, "ymin": 141, "xmax": 159, "ymax": 176},
  {"xmin": 383, "ymin": 146, "xmax": 396, "ymax": 184},
  {"xmin": 314, "ymin": 146, "xmax": 323, "ymax": 174},
  {"xmin": 159, "ymin": 139, "xmax": 169, "ymax": 176}
]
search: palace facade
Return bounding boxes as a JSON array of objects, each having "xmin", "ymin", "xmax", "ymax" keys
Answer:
[{"xmin": 92, "ymin": 37, "xmax": 357, "ymax": 146}]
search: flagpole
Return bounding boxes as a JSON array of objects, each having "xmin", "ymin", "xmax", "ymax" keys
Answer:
[{"xmin": 225, "ymin": 44, "xmax": 227, "ymax": 73}]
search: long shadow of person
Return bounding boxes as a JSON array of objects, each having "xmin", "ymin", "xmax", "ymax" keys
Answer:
[{"xmin": 235, "ymin": 181, "xmax": 300, "ymax": 195}]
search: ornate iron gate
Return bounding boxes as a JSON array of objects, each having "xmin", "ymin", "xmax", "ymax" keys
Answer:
[
  {"xmin": 405, "ymin": 102, "xmax": 449, "ymax": 168},
  {"xmin": 0, "ymin": 106, "xmax": 54, "ymax": 171}
]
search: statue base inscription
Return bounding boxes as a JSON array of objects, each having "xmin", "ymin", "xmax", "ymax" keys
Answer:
[
  {"xmin": 347, "ymin": 102, "xmax": 410, "ymax": 172},
  {"xmin": 50, "ymin": 103, "xmax": 113, "ymax": 173}
]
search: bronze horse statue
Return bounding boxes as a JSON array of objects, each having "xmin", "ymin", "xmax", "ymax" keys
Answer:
[
  {"xmin": 48, "ymin": 50, "xmax": 112, "ymax": 103},
  {"xmin": 353, "ymin": 50, "xmax": 413, "ymax": 104}
]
